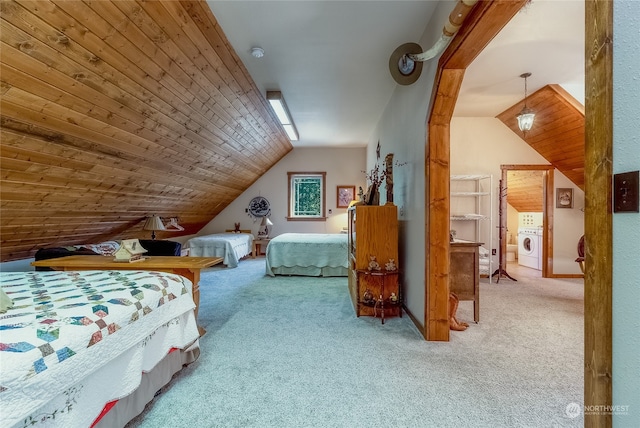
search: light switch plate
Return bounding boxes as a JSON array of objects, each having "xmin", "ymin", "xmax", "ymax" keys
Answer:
[{"xmin": 613, "ymin": 171, "xmax": 639, "ymax": 213}]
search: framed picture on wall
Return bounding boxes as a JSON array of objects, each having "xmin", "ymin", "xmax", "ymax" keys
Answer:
[
  {"xmin": 337, "ymin": 185, "xmax": 356, "ymax": 208},
  {"xmin": 556, "ymin": 188, "xmax": 573, "ymax": 208}
]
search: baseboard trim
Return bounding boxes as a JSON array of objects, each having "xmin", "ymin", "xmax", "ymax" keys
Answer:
[
  {"xmin": 548, "ymin": 274, "xmax": 584, "ymax": 279},
  {"xmin": 403, "ymin": 305, "xmax": 425, "ymax": 337}
]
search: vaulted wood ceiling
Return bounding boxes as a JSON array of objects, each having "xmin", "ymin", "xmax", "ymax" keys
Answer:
[
  {"xmin": 497, "ymin": 84, "xmax": 585, "ymax": 191},
  {"xmin": 0, "ymin": 0, "xmax": 292, "ymax": 262},
  {"xmin": 506, "ymin": 170, "xmax": 544, "ymax": 213}
]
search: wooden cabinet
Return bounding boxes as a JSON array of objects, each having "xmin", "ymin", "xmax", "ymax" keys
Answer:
[
  {"xmin": 450, "ymin": 240, "xmax": 481, "ymax": 323},
  {"xmin": 347, "ymin": 205, "xmax": 400, "ymax": 320}
]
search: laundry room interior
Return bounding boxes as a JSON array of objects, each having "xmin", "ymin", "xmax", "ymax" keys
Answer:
[{"xmin": 504, "ymin": 168, "xmax": 584, "ymax": 279}]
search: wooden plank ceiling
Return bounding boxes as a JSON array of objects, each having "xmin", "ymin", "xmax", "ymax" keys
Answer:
[
  {"xmin": 506, "ymin": 170, "xmax": 544, "ymax": 213},
  {"xmin": 497, "ymin": 84, "xmax": 585, "ymax": 191},
  {"xmin": 0, "ymin": 0, "xmax": 293, "ymax": 262}
]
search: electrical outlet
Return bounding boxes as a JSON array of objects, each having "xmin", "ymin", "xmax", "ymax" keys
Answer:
[
  {"xmin": 492, "ymin": 249, "xmax": 497, "ymax": 255},
  {"xmin": 328, "ymin": 209, "xmax": 333, "ymax": 215}
]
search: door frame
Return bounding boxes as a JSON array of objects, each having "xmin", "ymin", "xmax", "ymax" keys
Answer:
[{"xmin": 500, "ymin": 164, "xmax": 554, "ymax": 279}]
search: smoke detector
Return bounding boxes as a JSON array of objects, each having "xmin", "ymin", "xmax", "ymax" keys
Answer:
[{"xmin": 251, "ymin": 47, "xmax": 265, "ymax": 58}]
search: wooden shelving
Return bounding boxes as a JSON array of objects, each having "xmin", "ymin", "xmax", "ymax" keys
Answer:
[{"xmin": 450, "ymin": 175, "xmax": 493, "ymax": 281}]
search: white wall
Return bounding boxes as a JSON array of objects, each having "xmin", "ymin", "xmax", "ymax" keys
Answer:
[
  {"xmin": 365, "ymin": 2, "xmax": 455, "ymax": 327},
  {"xmin": 197, "ymin": 147, "xmax": 366, "ymax": 237},
  {"xmin": 451, "ymin": 117, "xmax": 584, "ymax": 275},
  {"xmin": 552, "ymin": 174, "xmax": 584, "ymax": 274},
  {"xmin": 613, "ymin": 0, "xmax": 640, "ymax": 423},
  {"xmin": 506, "ymin": 204, "xmax": 519, "ymax": 245}
]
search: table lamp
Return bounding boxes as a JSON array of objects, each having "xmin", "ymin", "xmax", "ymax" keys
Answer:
[
  {"xmin": 258, "ymin": 216, "xmax": 273, "ymax": 239},
  {"xmin": 143, "ymin": 215, "xmax": 166, "ymax": 240}
]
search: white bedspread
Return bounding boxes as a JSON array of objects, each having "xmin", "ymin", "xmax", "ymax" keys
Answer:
[
  {"xmin": 0, "ymin": 270, "xmax": 199, "ymax": 428},
  {"xmin": 186, "ymin": 233, "xmax": 254, "ymax": 267},
  {"xmin": 265, "ymin": 233, "xmax": 348, "ymax": 277}
]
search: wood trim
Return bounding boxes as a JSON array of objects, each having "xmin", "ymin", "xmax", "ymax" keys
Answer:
[
  {"xmin": 584, "ymin": 0, "xmax": 613, "ymax": 425},
  {"xmin": 427, "ymin": 120, "xmax": 455, "ymax": 342},
  {"xmin": 499, "ymin": 165, "xmax": 554, "ymax": 278},
  {"xmin": 548, "ymin": 83, "xmax": 586, "ymax": 115},
  {"xmin": 286, "ymin": 171, "xmax": 327, "ymax": 220},
  {"xmin": 500, "ymin": 164, "xmax": 558, "ymax": 171},
  {"xmin": 336, "ymin": 185, "xmax": 356, "ymax": 209},
  {"xmin": 285, "ymin": 217, "xmax": 327, "ymax": 222},
  {"xmin": 425, "ymin": 0, "xmax": 528, "ymax": 342},
  {"xmin": 549, "ymin": 274, "xmax": 585, "ymax": 279},
  {"xmin": 544, "ymin": 169, "xmax": 555, "ymax": 278}
]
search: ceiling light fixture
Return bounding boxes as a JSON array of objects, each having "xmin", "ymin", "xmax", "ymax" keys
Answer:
[
  {"xmin": 266, "ymin": 91, "xmax": 299, "ymax": 141},
  {"xmin": 516, "ymin": 72, "xmax": 535, "ymax": 134},
  {"xmin": 250, "ymin": 47, "xmax": 264, "ymax": 58}
]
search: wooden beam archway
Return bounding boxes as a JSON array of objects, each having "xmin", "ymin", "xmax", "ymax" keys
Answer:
[
  {"xmin": 425, "ymin": 0, "xmax": 528, "ymax": 342},
  {"xmin": 426, "ymin": 1, "xmax": 613, "ymax": 425}
]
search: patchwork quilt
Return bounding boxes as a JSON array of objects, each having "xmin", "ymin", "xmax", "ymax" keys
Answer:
[{"xmin": 0, "ymin": 270, "xmax": 196, "ymax": 427}]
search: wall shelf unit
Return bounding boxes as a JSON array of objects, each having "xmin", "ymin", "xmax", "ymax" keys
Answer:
[{"xmin": 450, "ymin": 174, "xmax": 493, "ymax": 282}]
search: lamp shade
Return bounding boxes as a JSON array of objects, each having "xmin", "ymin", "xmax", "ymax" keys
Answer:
[
  {"xmin": 258, "ymin": 216, "xmax": 273, "ymax": 238},
  {"xmin": 143, "ymin": 215, "xmax": 166, "ymax": 231},
  {"xmin": 516, "ymin": 107, "xmax": 535, "ymax": 132},
  {"xmin": 143, "ymin": 215, "xmax": 166, "ymax": 240}
]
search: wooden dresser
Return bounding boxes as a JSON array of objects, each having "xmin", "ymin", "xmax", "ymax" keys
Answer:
[
  {"xmin": 450, "ymin": 240, "xmax": 481, "ymax": 323},
  {"xmin": 347, "ymin": 205, "xmax": 400, "ymax": 320}
]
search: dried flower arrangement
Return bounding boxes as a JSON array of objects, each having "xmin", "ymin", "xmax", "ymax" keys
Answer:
[
  {"xmin": 361, "ymin": 157, "xmax": 407, "ymax": 205},
  {"xmin": 362, "ymin": 159, "xmax": 407, "ymax": 188}
]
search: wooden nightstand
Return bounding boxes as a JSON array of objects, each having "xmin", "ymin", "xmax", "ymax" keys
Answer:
[{"xmin": 252, "ymin": 238, "xmax": 271, "ymax": 258}]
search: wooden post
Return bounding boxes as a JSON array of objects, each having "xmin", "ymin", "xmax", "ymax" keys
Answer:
[{"xmin": 584, "ymin": 0, "xmax": 613, "ymax": 425}]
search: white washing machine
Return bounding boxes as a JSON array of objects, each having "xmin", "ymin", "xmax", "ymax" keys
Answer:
[{"xmin": 518, "ymin": 227, "xmax": 542, "ymax": 270}]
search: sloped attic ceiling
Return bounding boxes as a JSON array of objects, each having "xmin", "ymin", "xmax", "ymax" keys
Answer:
[
  {"xmin": 0, "ymin": 0, "xmax": 292, "ymax": 261},
  {"xmin": 497, "ymin": 84, "xmax": 585, "ymax": 190}
]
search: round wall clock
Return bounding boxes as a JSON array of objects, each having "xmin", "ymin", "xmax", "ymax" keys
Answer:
[{"xmin": 248, "ymin": 196, "xmax": 271, "ymax": 218}]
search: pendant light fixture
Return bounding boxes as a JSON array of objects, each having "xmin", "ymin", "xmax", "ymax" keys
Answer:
[{"xmin": 516, "ymin": 72, "xmax": 535, "ymax": 134}]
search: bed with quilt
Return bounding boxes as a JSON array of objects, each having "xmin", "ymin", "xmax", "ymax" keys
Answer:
[
  {"xmin": 0, "ymin": 270, "xmax": 200, "ymax": 428},
  {"xmin": 185, "ymin": 232, "xmax": 254, "ymax": 268},
  {"xmin": 265, "ymin": 233, "xmax": 349, "ymax": 277}
]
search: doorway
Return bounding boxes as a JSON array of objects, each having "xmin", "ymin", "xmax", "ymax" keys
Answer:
[{"xmin": 499, "ymin": 165, "xmax": 554, "ymax": 279}]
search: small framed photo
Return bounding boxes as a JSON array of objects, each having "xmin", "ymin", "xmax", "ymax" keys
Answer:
[
  {"xmin": 556, "ymin": 188, "xmax": 573, "ymax": 208},
  {"xmin": 337, "ymin": 185, "xmax": 356, "ymax": 208}
]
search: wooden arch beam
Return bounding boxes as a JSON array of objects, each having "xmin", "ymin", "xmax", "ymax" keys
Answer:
[{"xmin": 425, "ymin": 0, "xmax": 528, "ymax": 341}]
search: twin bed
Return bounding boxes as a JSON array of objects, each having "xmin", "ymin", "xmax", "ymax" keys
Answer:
[
  {"xmin": 265, "ymin": 233, "xmax": 349, "ymax": 277},
  {"xmin": 185, "ymin": 232, "xmax": 254, "ymax": 268},
  {"xmin": 0, "ymin": 270, "xmax": 199, "ymax": 428},
  {"xmin": 184, "ymin": 231, "xmax": 348, "ymax": 277}
]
